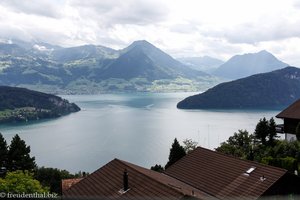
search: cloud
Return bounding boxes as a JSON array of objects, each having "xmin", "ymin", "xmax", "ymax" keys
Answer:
[
  {"xmin": 0, "ymin": 0, "xmax": 64, "ymax": 18},
  {"xmin": 170, "ymin": 23, "xmax": 199, "ymax": 34},
  {"xmin": 204, "ymin": 19, "xmax": 300, "ymax": 45},
  {"xmin": 69, "ymin": 0, "xmax": 169, "ymax": 27},
  {"xmin": 0, "ymin": 0, "xmax": 299, "ymax": 66}
]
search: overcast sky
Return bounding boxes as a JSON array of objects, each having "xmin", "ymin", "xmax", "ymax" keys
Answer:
[{"xmin": 0, "ymin": 0, "xmax": 300, "ymax": 66}]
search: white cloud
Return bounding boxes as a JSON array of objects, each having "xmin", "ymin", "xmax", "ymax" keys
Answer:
[{"xmin": 0, "ymin": 0, "xmax": 299, "ymax": 66}]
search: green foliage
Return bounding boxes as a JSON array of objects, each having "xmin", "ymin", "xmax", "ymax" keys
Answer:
[
  {"xmin": 165, "ymin": 138, "xmax": 186, "ymax": 169},
  {"xmin": 216, "ymin": 130, "xmax": 254, "ymax": 159},
  {"xmin": 182, "ymin": 139, "xmax": 198, "ymax": 154},
  {"xmin": 0, "ymin": 133, "xmax": 8, "ymax": 168},
  {"xmin": 34, "ymin": 167, "xmax": 79, "ymax": 195},
  {"xmin": 217, "ymin": 117, "xmax": 300, "ymax": 173},
  {"xmin": 150, "ymin": 164, "xmax": 164, "ymax": 173},
  {"xmin": 254, "ymin": 117, "xmax": 278, "ymax": 146},
  {"xmin": 0, "ymin": 170, "xmax": 48, "ymax": 193},
  {"xmin": 296, "ymin": 122, "xmax": 300, "ymax": 141},
  {"xmin": 262, "ymin": 156, "xmax": 297, "ymax": 173},
  {"xmin": 7, "ymin": 134, "xmax": 36, "ymax": 171},
  {"xmin": 268, "ymin": 117, "xmax": 278, "ymax": 146},
  {"xmin": 254, "ymin": 117, "xmax": 269, "ymax": 145}
]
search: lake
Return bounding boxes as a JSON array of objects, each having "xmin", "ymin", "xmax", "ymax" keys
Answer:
[{"xmin": 0, "ymin": 93, "xmax": 282, "ymax": 173}]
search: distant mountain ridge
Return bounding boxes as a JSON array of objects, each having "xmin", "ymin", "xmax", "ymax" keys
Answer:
[
  {"xmin": 178, "ymin": 56, "xmax": 224, "ymax": 73},
  {"xmin": 213, "ymin": 50, "xmax": 288, "ymax": 79},
  {"xmin": 0, "ymin": 39, "xmax": 214, "ymax": 94},
  {"xmin": 177, "ymin": 66, "xmax": 300, "ymax": 109}
]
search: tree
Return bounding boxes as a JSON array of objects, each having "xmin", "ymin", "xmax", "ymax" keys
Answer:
[
  {"xmin": 150, "ymin": 164, "xmax": 164, "ymax": 173},
  {"xmin": 0, "ymin": 133, "xmax": 8, "ymax": 168},
  {"xmin": 34, "ymin": 167, "xmax": 81, "ymax": 195},
  {"xmin": 254, "ymin": 118, "xmax": 269, "ymax": 145},
  {"xmin": 182, "ymin": 139, "xmax": 198, "ymax": 154},
  {"xmin": 215, "ymin": 130, "xmax": 253, "ymax": 159},
  {"xmin": 296, "ymin": 122, "xmax": 300, "ymax": 141},
  {"xmin": 7, "ymin": 134, "xmax": 36, "ymax": 171},
  {"xmin": 268, "ymin": 117, "xmax": 278, "ymax": 146},
  {"xmin": 0, "ymin": 170, "xmax": 48, "ymax": 193},
  {"xmin": 165, "ymin": 138, "xmax": 186, "ymax": 169}
]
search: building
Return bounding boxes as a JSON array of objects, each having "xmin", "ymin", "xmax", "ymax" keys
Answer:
[
  {"xmin": 63, "ymin": 147, "xmax": 300, "ymax": 200},
  {"xmin": 276, "ymin": 98, "xmax": 300, "ymax": 135}
]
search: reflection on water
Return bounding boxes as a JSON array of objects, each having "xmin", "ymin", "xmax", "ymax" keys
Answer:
[{"xmin": 0, "ymin": 93, "xmax": 281, "ymax": 173}]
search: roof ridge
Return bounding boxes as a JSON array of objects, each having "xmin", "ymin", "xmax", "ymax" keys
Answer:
[{"xmin": 115, "ymin": 158, "xmax": 201, "ymax": 198}]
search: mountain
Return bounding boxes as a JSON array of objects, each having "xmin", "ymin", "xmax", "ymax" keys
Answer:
[
  {"xmin": 0, "ymin": 86, "xmax": 80, "ymax": 123},
  {"xmin": 97, "ymin": 40, "xmax": 207, "ymax": 80},
  {"xmin": 177, "ymin": 66, "xmax": 300, "ymax": 109},
  {"xmin": 50, "ymin": 44, "xmax": 119, "ymax": 63},
  {"xmin": 213, "ymin": 50, "xmax": 288, "ymax": 79},
  {"xmin": 0, "ymin": 39, "xmax": 216, "ymax": 93},
  {"xmin": 177, "ymin": 56, "xmax": 224, "ymax": 73}
]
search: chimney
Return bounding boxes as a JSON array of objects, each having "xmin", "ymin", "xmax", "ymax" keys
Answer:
[{"xmin": 123, "ymin": 169, "xmax": 129, "ymax": 191}]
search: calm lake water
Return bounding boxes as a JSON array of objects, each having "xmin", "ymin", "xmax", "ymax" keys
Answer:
[{"xmin": 0, "ymin": 93, "xmax": 282, "ymax": 173}]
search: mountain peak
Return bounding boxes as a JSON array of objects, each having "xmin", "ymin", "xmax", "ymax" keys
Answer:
[
  {"xmin": 127, "ymin": 40, "xmax": 155, "ymax": 50},
  {"xmin": 213, "ymin": 50, "xmax": 288, "ymax": 79},
  {"xmin": 131, "ymin": 40, "xmax": 152, "ymax": 46},
  {"xmin": 257, "ymin": 50, "xmax": 273, "ymax": 55}
]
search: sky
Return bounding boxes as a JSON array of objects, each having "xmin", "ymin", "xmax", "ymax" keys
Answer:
[{"xmin": 0, "ymin": 0, "xmax": 300, "ymax": 66}]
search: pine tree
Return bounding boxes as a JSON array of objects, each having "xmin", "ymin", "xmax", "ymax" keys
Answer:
[
  {"xmin": 7, "ymin": 134, "xmax": 36, "ymax": 171},
  {"xmin": 165, "ymin": 138, "xmax": 186, "ymax": 169},
  {"xmin": 268, "ymin": 117, "xmax": 278, "ymax": 146},
  {"xmin": 0, "ymin": 133, "xmax": 8, "ymax": 168},
  {"xmin": 254, "ymin": 118, "xmax": 269, "ymax": 145}
]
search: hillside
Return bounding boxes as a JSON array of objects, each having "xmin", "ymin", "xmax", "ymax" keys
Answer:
[
  {"xmin": 177, "ymin": 67, "xmax": 300, "ymax": 109},
  {"xmin": 0, "ymin": 86, "xmax": 80, "ymax": 123},
  {"xmin": 0, "ymin": 40, "xmax": 216, "ymax": 93},
  {"xmin": 213, "ymin": 50, "xmax": 288, "ymax": 79}
]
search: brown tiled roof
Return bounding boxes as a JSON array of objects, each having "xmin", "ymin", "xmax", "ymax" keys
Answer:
[
  {"xmin": 63, "ymin": 158, "xmax": 212, "ymax": 200},
  {"xmin": 165, "ymin": 147, "xmax": 287, "ymax": 200},
  {"xmin": 276, "ymin": 99, "xmax": 300, "ymax": 119},
  {"xmin": 61, "ymin": 178, "xmax": 83, "ymax": 193}
]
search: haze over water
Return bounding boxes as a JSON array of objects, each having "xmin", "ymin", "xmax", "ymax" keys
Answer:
[{"xmin": 0, "ymin": 93, "xmax": 281, "ymax": 173}]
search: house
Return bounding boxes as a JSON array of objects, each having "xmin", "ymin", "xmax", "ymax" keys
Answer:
[
  {"xmin": 276, "ymin": 98, "xmax": 300, "ymax": 135},
  {"xmin": 63, "ymin": 147, "xmax": 300, "ymax": 200}
]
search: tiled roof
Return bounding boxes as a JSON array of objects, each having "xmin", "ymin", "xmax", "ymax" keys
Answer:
[
  {"xmin": 61, "ymin": 178, "xmax": 83, "ymax": 193},
  {"xmin": 276, "ymin": 99, "xmax": 300, "ymax": 119},
  {"xmin": 165, "ymin": 147, "xmax": 287, "ymax": 200},
  {"xmin": 63, "ymin": 158, "xmax": 212, "ymax": 200}
]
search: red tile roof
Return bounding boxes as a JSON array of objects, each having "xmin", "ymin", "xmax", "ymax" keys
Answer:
[
  {"xmin": 165, "ymin": 147, "xmax": 287, "ymax": 200},
  {"xmin": 63, "ymin": 158, "xmax": 212, "ymax": 200},
  {"xmin": 276, "ymin": 99, "xmax": 300, "ymax": 119}
]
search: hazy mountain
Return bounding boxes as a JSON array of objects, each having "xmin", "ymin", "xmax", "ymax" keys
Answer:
[
  {"xmin": 213, "ymin": 50, "xmax": 288, "ymax": 79},
  {"xmin": 0, "ymin": 39, "xmax": 215, "ymax": 93},
  {"xmin": 97, "ymin": 40, "xmax": 207, "ymax": 80},
  {"xmin": 178, "ymin": 56, "xmax": 224, "ymax": 73},
  {"xmin": 50, "ymin": 44, "xmax": 119, "ymax": 63},
  {"xmin": 177, "ymin": 66, "xmax": 300, "ymax": 109},
  {"xmin": 0, "ymin": 43, "xmax": 27, "ymax": 56}
]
